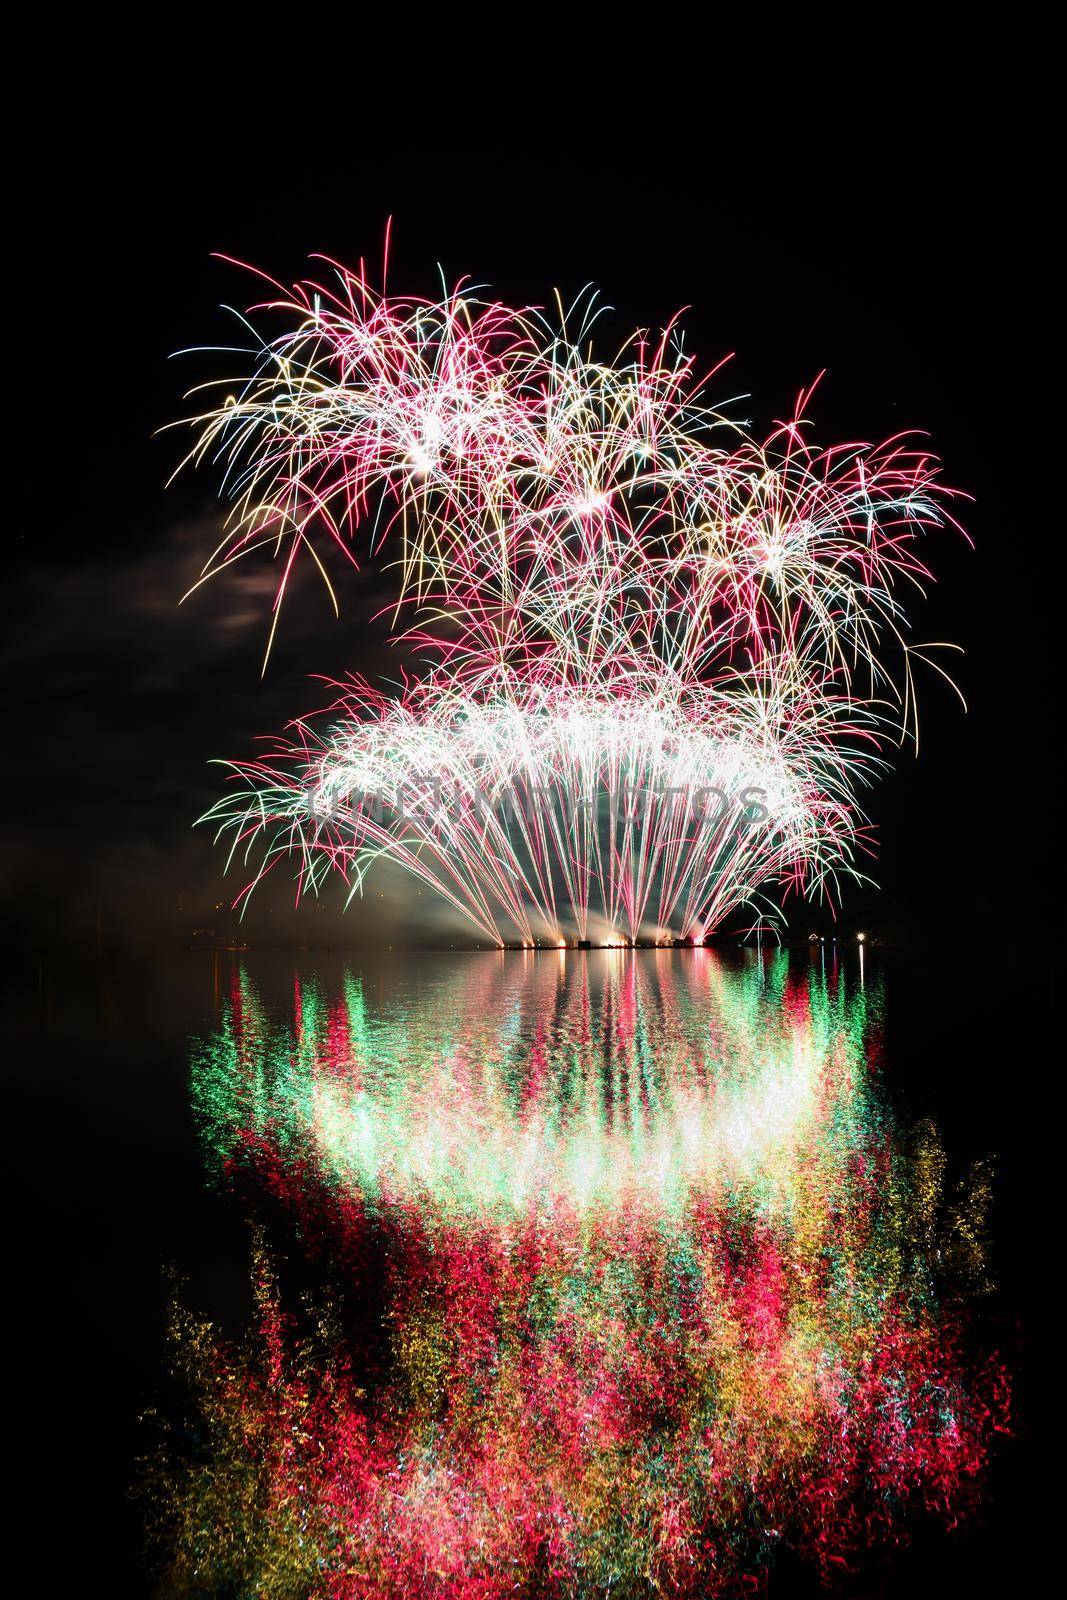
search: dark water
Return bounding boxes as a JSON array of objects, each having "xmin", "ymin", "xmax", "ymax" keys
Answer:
[{"xmin": 17, "ymin": 945, "xmax": 1045, "ymax": 1596}]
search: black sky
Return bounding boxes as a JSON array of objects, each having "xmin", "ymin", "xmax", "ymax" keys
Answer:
[{"xmin": 7, "ymin": 62, "xmax": 1056, "ymax": 951}]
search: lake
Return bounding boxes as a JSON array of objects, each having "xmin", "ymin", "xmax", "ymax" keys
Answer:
[{"xmin": 16, "ymin": 944, "xmax": 1040, "ymax": 1596}]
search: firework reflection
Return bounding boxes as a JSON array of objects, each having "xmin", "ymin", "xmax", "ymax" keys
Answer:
[{"xmin": 147, "ymin": 953, "xmax": 1007, "ymax": 1597}]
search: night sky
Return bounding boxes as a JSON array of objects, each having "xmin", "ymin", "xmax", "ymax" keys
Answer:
[{"xmin": 7, "ymin": 81, "xmax": 1054, "ymax": 954}]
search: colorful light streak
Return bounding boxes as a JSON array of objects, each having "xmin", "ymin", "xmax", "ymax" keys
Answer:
[
  {"xmin": 145, "ymin": 954, "xmax": 1007, "ymax": 1596},
  {"xmin": 193, "ymin": 950, "xmax": 890, "ymax": 1220},
  {"xmin": 176, "ymin": 260, "xmax": 968, "ymax": 942}
]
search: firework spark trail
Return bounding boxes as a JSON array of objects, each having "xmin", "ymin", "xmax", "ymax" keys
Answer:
[
  {"xmin": 211, "ymin": 673, "xmax": 877, "ymax": 944},
  {"xmin": 175, "ymin": 257, "xmax": 967, "ymax": 941}
]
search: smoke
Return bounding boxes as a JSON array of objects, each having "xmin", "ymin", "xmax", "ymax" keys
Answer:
[{"xmin": 1, "ymin": 512, "xmax": 482, "ymax": 952}]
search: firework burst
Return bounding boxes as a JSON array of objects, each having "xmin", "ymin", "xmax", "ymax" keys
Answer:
[{"xmin": 175, "ymin": 255, "xmax": 967, "ymax": 941}]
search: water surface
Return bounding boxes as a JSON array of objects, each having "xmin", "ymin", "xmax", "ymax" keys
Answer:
[{"xmin": 16, "ymin": 945, "xmax": 1035, "ymax": 1595}]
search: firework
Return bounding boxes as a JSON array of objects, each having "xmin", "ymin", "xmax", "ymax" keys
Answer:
[{"xmin": 177, "ymin": 257, "xmax": 967, "ymax": 940}]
